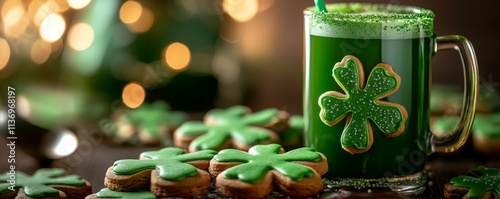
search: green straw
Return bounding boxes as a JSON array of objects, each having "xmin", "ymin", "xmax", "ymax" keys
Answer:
[{"xmin": 314, "ymin": 0, "xmax": 327, "ymax": 12}]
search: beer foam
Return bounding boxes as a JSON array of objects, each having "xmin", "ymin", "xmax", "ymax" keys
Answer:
[{"xmin": 306, "ymin": 3, "xmax": 434, "ymax": 39}]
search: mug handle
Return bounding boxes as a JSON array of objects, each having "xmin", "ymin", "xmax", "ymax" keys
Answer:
[{"xmin": 431, "ymin": 35, "xmax": 479, "ymax": 153}]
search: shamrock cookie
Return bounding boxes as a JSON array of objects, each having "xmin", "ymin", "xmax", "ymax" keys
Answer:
[
  {"xmin": 430, "ymin": 85, "xmax": 463, "ymax": 116},
  {"xmin": 85, "ymin": 188, "xmax": 156, "ymax": 199},
  {"xmin": 174, "ymin": 105, "xmax": 289, "ymax": 152},
  {"xmin": 281, "ymin": 115, "xmax": 305, "ymax": 150},
  {"xmin": 470, "ymin": 113, "xmax": 500, "ymax": 156},
  {"xmin": 431, "ymin": 84, "xmax": 500, "ymax": 116},
  {"xmin": 101, "ymin": 101, "xmax": 187, "ymax": 145},
  {"xmin": 0, "ymin": 168, "xmax": 91, "ymax": 198},
  {"xmin": 209, "ymin": 144, "xmax": 328, "ymax": 199},
  {"xmin": 318, "ymin": 55, "xmax": 408, "ymax": 154},
  {"xmin": 431, "ymin": 113, "xmax": 500, "ymax": 156},
  {"xmin": 430, "ymin": 116, "xmax": 458, "ymax": 138},
  {"xmin": 104, "ymin": 147, "xmax": 215, "ymax": 198},
  {"xmin": 444, "ymin": 167, "xmax": 500, "ymax": 199}
]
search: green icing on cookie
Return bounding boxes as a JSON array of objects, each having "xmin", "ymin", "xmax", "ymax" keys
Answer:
[
  {"xmin": 282, "ymin": 115, "xmax": 304, "ymax": 141},
  {"xmin": 126, "ymin": 101, "xmax": 187, "ymax": 137},
  {"xmin": 430, "ymin": 85, "xmax": 462, "ymax": 113},
  {"xmin": 318, "ymin": 56, "xmax": 407, "ymax": 153},
  {"xmin": 430, "ymin": 84, "xmax": 500, "ymax": 113},
  {"xmin": 472, "ymin": 113, "xmax": 500, "ymax": 138},
  {"xmin": 215, "ymin": 144, "xmax": 322, "ymax": 184},
  {"xmin": 450, "ymin": 167, "xmax": 500, "ymax": 199},
  {"xmin": 430, "ymin": 116, "xmax": 459, "ymax": 138},
  {"xmin": 431, "ymin": 113, "xmax": 500, "ymax": 138},
  {"xmin": 469, "ymin": 167, "xmax": 500, "ymax": 177},
  {"xmin": 176, "ymin": 106, "xmax": 279, "ymax": 150},
  {"xmin": 96, "ymin": 188, "xmax": 156, "ymax": 199},
  {"xmin": 0, "ymin": 168, "xmax": 86, "ymax": 198},
  {"xmin": 113, "ymin": 147, "xmax": 215, "ymax": 181}
]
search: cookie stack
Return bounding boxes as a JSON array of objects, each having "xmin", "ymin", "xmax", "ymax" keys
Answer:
[
  {"xmin": 430, "ymin": 84, "xmax": 500, "ymax": 156},
  {"xmin": 0, "ymin": 168, "xmax": 92, "ymax": 199},
  {"xmin": 85, "ymin": 144, "xmax": 328, "ymax": 198},
  {"xmin": 444, "ymin": 167, "xmax": 500, "ymax": 199},
  {"xmin": 173, "ymin": 105, "xmax": 291, "ymax": 152},
  {"xmin": 87, "ymin": 147, "xmax": 216, "ymax": 198},
  {"xmin": 86, "ymin": 104, "xmax": 324, "ymax": 198},
  {"xmin": 102, "ymin": 104, "xmax": 305, "ymax": 151},
  {"xmin": 101, "ymin": 101, "xmax": 188, "ymax": 146}
]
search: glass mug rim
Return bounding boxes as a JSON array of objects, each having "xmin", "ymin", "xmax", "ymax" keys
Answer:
[
  {"xmin": 304, "ymin": 3, "xmax": 435, "ymax": 39},
  {"xmin": 304, "ymin": 3, "xmax": 435, "ymax": 21}
]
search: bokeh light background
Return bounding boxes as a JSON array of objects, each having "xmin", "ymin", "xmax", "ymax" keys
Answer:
[{"xmin": 0, "ymin": 0, "xmax": 498, "ymax": 129}]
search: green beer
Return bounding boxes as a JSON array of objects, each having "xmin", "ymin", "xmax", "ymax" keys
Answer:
[{"xmin": 304, "ymin": 4, "xmax": 434, "ymax": 179}]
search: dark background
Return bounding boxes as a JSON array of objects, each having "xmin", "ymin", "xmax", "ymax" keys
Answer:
[{"xmin": 1, "ymin": 0, "xmax": 499, "ymax": 115}]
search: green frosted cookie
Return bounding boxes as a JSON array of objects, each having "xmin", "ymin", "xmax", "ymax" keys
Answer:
[
  {"xmin": 85, "ymin": 188, "xmax": 157, "ymax": 199},
  {"xmin": 472, "ymin": 113, "xmax": 500, "ymax": 139},
  {"xmin": 102, "ymin": 101, "xmax": 187, "ymax": 146},
  {"xmin": 105, "ymin": 147, "xmax": 215, "ymax": 198},
  {"xmin": 431, "ymin": 84, "xmax": 500, "ymax": 116},
  {"xmin": 318, "ymin": 55, "xmax": 407, "ymax": 154},
  {"xmin": 209, "ymin": 144, "xmax": 328, "ymax": 198},
  {"xmin": 445, "ymin": 167, "xmax": 500, "ymax": 199},
  {"xmin": 430, "ymin": 116, "xmax": 459, "ymax": 138},
  {"xmin": 280, "ymin": 115, "xmax": 305, "ymax": 150},
  {"xmin": 0, "ymin": 168, "xmax": 91, "ymax": 198},
  {"xmin": 431, "ymin": 113, "xmax": 500, "ymax": 155},
  {"xmin": 430, "ymin": 85, "xmax": 463, "ymax": 116},
  {"xmin": 174, "ymin": 105, "xmax": 289, "ymax": 152},
  {"xmin": 470, "ymin": 113, "xmax": 500, "ymax": 156}
]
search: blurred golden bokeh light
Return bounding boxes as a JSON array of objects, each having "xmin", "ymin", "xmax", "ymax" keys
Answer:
[
  {"xmin": 17, "ymin": 95, "xmax": 31, "ymax": 118},
  {"xmin": 30, "ymin": 1, "xmax": 59, "ymax": 26},
  {"xmin": 0, "ymin": 38, "xmax": 10, "ymax": 70},
  {"xmin": 258, "ymin": 0, "xmax": 274, "ymax": 12},
  {"xmin": 52, "ymin": 0, "xmax": 70, "ymax": 12},
  {"xmin": 40, "ymin": 13, "xmax": 66, "ymax": 42},
  {"xmin": 67, "ymin": 0, "xmax": 91, "ymax": 9},
  {"xmin": 223, "ymin": 0, "xmax": 258, "ymax": 22},
  {"xmin": 48, "ymin": 129, "xmax": 78, "ymax": 158},
  {"xmin": 119, "ymin": 1, "xmax": 142, "ymax": 24},
  {"xmin": 28, "ymin": 0, "xmax": 46, "ymax": 25},
  {"xmin": 164, "ymin": 42, "xmax": 191, "ymax": 71},
  {"xmin": 1, "ymin": 0, "xmax": 29, "ymax": 38},
  {"xmin": 3, "ymin": 15, "xmax": 28, "ymax": 39},
  {"xmin": 2, "ymin": 3, "xmax": 24, "ymax": 26},
  {"xmin": 122, "ymin": 82, "xmax": 146, "ymax": 108},
  {"xmin": 68, "ymin": 23, "xmax": 94, "ymax": 51},
  {"xmin": 38, "ymin": 0, "xmax": 70, "ymax": 13},
  {"xmin": 31, "ymin": 39, "xmax": 52, "ymax": 64},
  {"xmin": 127, "ymin": 7, "xmax": 154, "ymax": 33},
  {"xmin": 1, "ymin": 0, "xmax": 23, "ymax": 24}
]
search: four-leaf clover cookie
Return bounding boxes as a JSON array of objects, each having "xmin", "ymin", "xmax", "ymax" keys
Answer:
[
  {"xmin": 0, "ymin": 168, "xmax": 91, "ymax": 198},
  {"xmin": 209, "ymin": 144, "xmax": 328, "ymax": 199},
  {"xmin": 470, "ymin": 113, "xmax": 500, "ymax": 156},
  {"xmin": 431, "ymin": 113, "xmax": 500, "ymax": 156},
  {"xmin": 174, "ymin": 105, "xmax": 289, "ymax": 152},
  {"xmin": 445, "ymin": 167, "xmax": 500, "ymax": 199},
  {"xmin": 85, "ymin": 188, "xmax": 157, "ymax": 199},
  {"xmin": 281, "ymin": 115, "xmax": 305, "ymax": 150},
  {"xmin": 318, "ymin": 55, "xmax": 408, "ymax": 154},
  {"xmin": 104, "ymin": 147, "xmax": 216, "ymax": 198},
  {"xmin": 102, "ymin": 101, "xmax": 187, "ymax": 146}
]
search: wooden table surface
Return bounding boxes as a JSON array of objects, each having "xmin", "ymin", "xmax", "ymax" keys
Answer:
[{"xmin": 1, "ymin": 127, "xmax": 499, "ymax": 199}]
